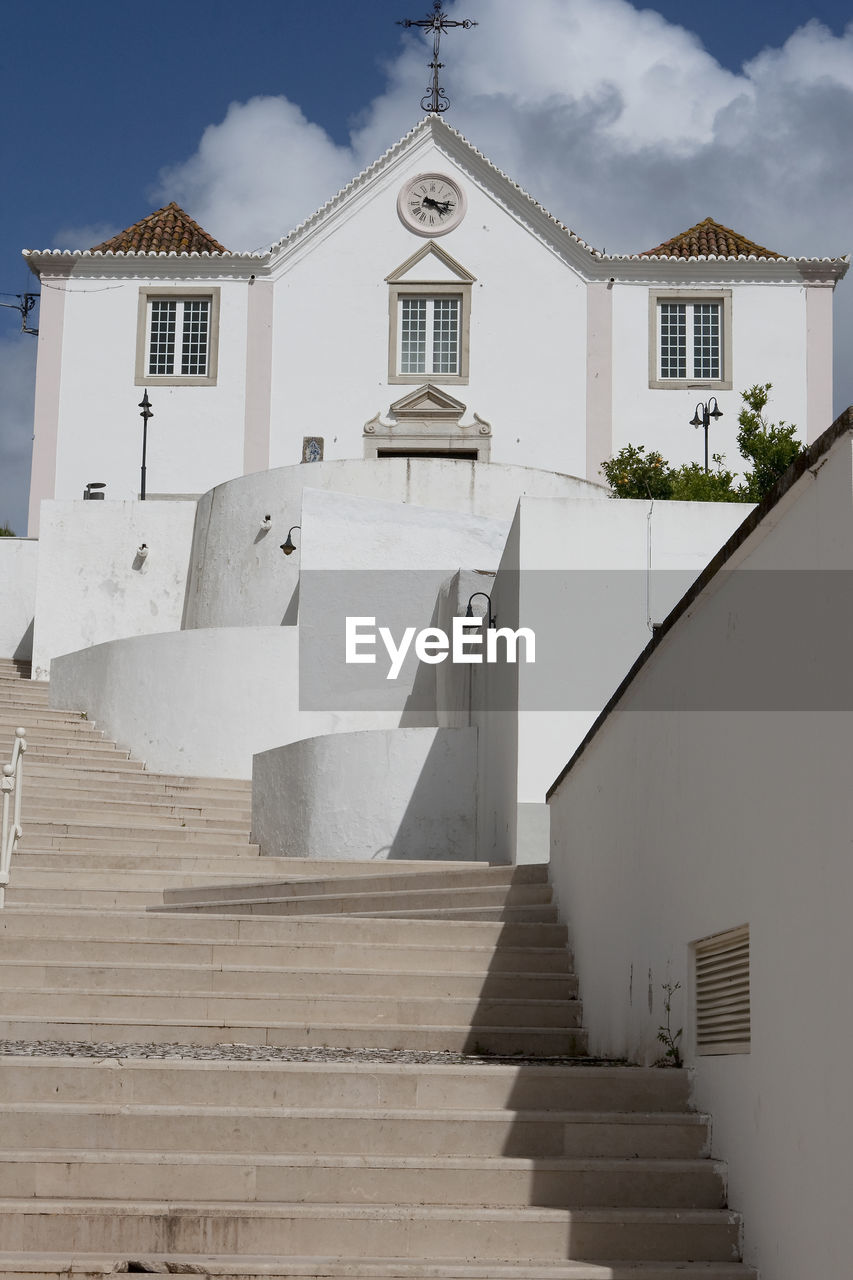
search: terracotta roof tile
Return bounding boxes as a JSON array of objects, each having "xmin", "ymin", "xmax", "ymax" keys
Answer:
[
  {"xmin": 640, "ymin": 217, "xmax": 784, "ymax": 260},
  {"xmin": 91, "ymin": 202, "xmax": 227, "ymax": 254}
]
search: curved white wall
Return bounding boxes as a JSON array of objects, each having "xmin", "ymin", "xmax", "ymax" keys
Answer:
[
  {"xmin": 183, "ymin": 458, "xmax": 605, "ymax": 629},
  {"xmin": 252, "ymin": 727, "xmax": 478, "ymax": 861},
  {"xmin": 48, "ymin": 627, "xmax": 402, "ymax": 779}
]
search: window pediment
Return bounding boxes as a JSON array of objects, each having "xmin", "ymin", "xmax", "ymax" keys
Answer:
[
  {"xmin": 386, "ymin": 241, "xmax": 476, "ymax": 286},
  {"xmin": 389, "ymin": 384, "xmax": 468, "ymax": 420}
]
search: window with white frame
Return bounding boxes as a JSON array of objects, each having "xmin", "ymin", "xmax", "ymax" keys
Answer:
[
  {"xmin": 135, "ymin": 288, "xmax": 220, "ymax": 386},
  {"xmin": 399, "ymin": 295, "xmax": 461, "ymax": 376},
  {"xmin": 649, "ymin": 290, "xmax": 732, "ymax": 390},
  {"xmin": 386, "ymin": 244, "xmax": 474, "ymax": 386}
]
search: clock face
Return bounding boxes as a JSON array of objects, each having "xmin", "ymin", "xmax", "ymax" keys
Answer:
[{"xmin": 397, "ymin": 173, "xmax": 466, "ymax": 237}]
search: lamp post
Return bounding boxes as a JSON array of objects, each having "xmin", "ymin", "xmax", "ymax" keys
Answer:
[
  {"xmin": 689, "ymin": 397, "xmax": 723, "ymax": 473},
  {"xmin": 138, "ymin": 391, "xmax": 153, "ymax": 500}
]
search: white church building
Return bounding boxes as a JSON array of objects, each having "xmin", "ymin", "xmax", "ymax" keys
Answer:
[
  {"xmin": 1, "ymin": 114, "xmax": 852, "ymax": 1280},
  {"xmin": 22, "ymin": 116, "xmax": 845, "ymax": 534}
]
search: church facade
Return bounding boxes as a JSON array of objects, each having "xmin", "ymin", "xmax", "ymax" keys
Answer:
[{"xmin": 24, "ymin": 116, "xmax": 847, "ymax": 535}]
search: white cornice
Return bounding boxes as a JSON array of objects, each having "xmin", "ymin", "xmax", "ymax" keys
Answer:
[{"xmin": 23, "ymin": 249, "xmax": 264, "ymax": 282}]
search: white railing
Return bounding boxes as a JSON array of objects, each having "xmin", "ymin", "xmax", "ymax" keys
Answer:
[{"xmin": 0, "ymin": 728, "xmax": 27, "ymax": 909}]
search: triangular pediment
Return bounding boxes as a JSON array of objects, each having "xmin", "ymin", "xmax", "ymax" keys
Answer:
[
  {"xmin": 386, "ymin": 241, "xmax": 476, "ymax": 285},
  {"xmin": 390, "ymin": 384, "xmax": 467, "ymax": 420}
]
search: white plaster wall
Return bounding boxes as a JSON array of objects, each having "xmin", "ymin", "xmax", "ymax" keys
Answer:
[
  {"xmin": 252, "ymin": 727, "xmax": 478, "ymax": 861},
  {"xmin": 610, "ymin": 281, "xmax": 808, "ymax": 475},
  {"xmin": 546, "ymin": 430, "xmax": 853, "ymax": 1280},
  {"xmin": 0, "ymin": 539, "xmax": 38, "ymax": 661},
  {"xmin": 31, "ymin": 500, "xmax": 197, "ymax": 681},
  {"xmin": 475, "ymin": 496, "xmax": 751, "ymax": 864},
  {"xmin": 267, "ymin": 133, "xmax": 590, "ymax": 478},
  {"xmin": 183, "ymin": 458, "xmax": 604, "ymax": 629},
  {"xmin": 52, "ymin": 273, "xmax": 249, "ymax": 503},
  {"xmin": 47, "ymin": 626, "xmax": 404, "ymax": 779},
  {"xmin": 296, "ymin": 487, "xmax": 509, "ymax": 725}
]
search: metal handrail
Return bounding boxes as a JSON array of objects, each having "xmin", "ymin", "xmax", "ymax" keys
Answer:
[{"xmin": 0, "ymin": 728, "xmax": 27, "ymax": 909}]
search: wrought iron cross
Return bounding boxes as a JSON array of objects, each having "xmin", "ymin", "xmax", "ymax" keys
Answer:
[{"xmin": 398, "ymin": 1, "xmax": 478, "ymax": 114}]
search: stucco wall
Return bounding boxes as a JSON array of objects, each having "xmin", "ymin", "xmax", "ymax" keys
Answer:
[
  {"xmin": 610, "ymin": 280, "xmax": 811, "ymax": 474},
  {"xmin": 47, "ymin": 626, "xmax": 404, "ymax": 778},
  {"xmin": 183, "ymin": 458, "xmax": 603, "ymax": 629},
  {"xmin": 252, "ymin": 727, "xmax": 478, "ymax": 861},
  {"xmin": 49, "ymin": 272, "xmax": 250, "ymax": 507},
  {"xmin": 0, "ymin": 539, "xmax": 38, "ymax": 661},
  {"xmin": 31, "ymin": 500, "xmax": 197, "ymax": 681},
  {"xmin": 476, "ymin": 496, "xmax": 752, "ymax": 864},
  {"xmin": 546, "ymin": 427, "xmax": 853, "ymax": 1280}
]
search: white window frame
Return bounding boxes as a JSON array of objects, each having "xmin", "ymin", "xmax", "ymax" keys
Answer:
[
  {"xmin": 388, "ymin": 284, "xmax": 471, "ymax": 385},
  {"xmin": 648, "ymin": 289, "xmax": 732, "ymax": 390},
  {"xmin": 135, "ymin": 287, "xmax": 220, "ymax": 386}
]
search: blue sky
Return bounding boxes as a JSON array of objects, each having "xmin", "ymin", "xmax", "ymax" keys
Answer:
[{"xmin": 2, "ymin": 0, "xmax": 852, "ymax": 532}]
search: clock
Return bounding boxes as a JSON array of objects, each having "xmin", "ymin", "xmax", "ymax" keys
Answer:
[{"xmin": 397, "ymin": 173, "xmax": 466, "ymax": 237}]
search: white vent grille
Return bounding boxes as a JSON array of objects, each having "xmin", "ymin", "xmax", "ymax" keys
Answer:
[{"xmin": 694, "ymin": 925, "xmax": 750, "ymax": 1055}]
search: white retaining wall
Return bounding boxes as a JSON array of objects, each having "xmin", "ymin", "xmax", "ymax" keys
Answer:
[
  {"xmin": 48, "ymin": 627, "xmax": 401, "ymax": 779},
  {"xmin": 31, "ymin": 500, "xmax": 197, "ymax": 680},
  {"xmin": 183, "ymin": 459, "xmax": 604, "ymax": 629},
  {"xmin": 0, "ymin": 539, "xmax": 38, "ymax": 661},
  {"xmin": 252, "ymin": 727, "xmax": 479, "ymax": 861},
  {"xmin": 546, "ymin": 424, "xmax": 853, "ymax": 1280}
]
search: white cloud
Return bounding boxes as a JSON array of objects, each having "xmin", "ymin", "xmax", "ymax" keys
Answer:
[
  {"xmin": 50, "ymin": 223, "xmax": 120, "ymax": 251},
  {"xmin": 5, "ymin": 2, "xmax": 852, "ymax": 535},
  {"xmin": 0, "ymin": 333, "xmax": 36, "ymax": 536}
]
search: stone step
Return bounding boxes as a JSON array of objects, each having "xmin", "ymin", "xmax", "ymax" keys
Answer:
[
  {"xmin": 7, "ymin": 868, "xmax": 288, "ymax": 893},
  {"xmin": 0, "ymin": 961, "xmax": 578, "ymax": 1001},
  {"xmin": 159, "ymin": 883, "xmax": 552, "ymax": 913},
  {"xmin": 23, "ymin": 751, "xmax": 143, "ymax": 770},
  {"xmin": 0, "ymin": 1102, "xmax": 705, "ymax": 1160},
  {"xmin": 154, "ymin": 900, "xmax": 560, "ymax": 923},
  {"xmin": 0, "ymin": 986, "xmax": 584, "ymax": 1031},
  {"xmin": 23, "ymin": 806, "xmax": 250, "ymax": 830},
  {"xmin": 0, "ymin": 1059, "xmax": 692, "ymax": 1115},
  {"xmin": 0, "ymin": 1199, "xmax": 741, "ymax": 1262},
  {"xmin": 25, "ymin": 764, "xmax": 252, "ymax": 792},
  {"xmin": 4, "ymin": 887, "xmax": 236, "ymax": 911},
  {"xmin": 16, "ymin": 834, "xmax": 260, "ymax": 855},
  {"xmin": 0, "ymin": 1251, "xmax": 758, "ymax": 1279},
  {"xmin": 22, "ymin": 821, "xmax": 254, "ymax": 843},
  {"xmin": 0, "ymin": 714, "xmax": 105, "ymax": 732},
  {"xmin": 23, "ymin": 780, "xmax": 252, "ymax": 811},
  {"xmin": 13, "ymin": 853, "xmax": 264, "ymax": 875},
  {"xmin": 0, "ymin": 906, "xmax": 569, "ymax": 949},
  {"xmin": 0, "ymin": 1150, "xmax": 725, "ymax": 1209},
  {"xmin": 163, "ymin": 863, "xmax": 549, "ymax": 905},
  {"xmin": 0, "ymin": 1017, "xmax": 587, "ymax": 1055},
  {"xmin": 0, "ymin": 932, "xmax": 572, "ymax": 975}
]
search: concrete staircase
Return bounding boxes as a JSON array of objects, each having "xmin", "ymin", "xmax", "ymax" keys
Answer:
[{"xmin": 0, "ymin": 658, "xmax": 755, "ymax": 1279}]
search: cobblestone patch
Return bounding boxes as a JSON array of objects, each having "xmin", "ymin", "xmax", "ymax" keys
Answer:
[{"xmin": 0, "ymin": 1038, "xmax": 624, "ymax": 1066}]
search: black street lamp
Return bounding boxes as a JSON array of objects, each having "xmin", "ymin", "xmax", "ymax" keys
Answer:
[
  {"xmin": 138, "ymin": 391, "xmax": 153, "ymax": 500},
  {"xmin": 689, "ymin": 397, "xmax": 723, "ymax": 473}
]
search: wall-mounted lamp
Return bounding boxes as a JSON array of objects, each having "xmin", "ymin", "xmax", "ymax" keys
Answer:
[
  {"xmin": 136, "ymin": 543, "xmax": 149, "ymax": 561},
  {"xmin": 83, "ymin": 482, "xmax": 106, "ymax": 501},
  {"xmin": 280, "ymin": 525, "xmax": 301, "ymax": 556},
  {"xmin": 689, "ymin": 397, "xmax": 723, "ymax": 474},
  {"xmin": 260, "ymin": 514, "xmax": 272, "ymax": 531},
  {"xmin": 465, "ymin": 591, "xmax": 496, "ymax": 628}
]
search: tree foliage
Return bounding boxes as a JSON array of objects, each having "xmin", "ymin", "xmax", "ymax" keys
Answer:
[
  {"xmin": 601, "ymin": 384, "xmax": 802, "ymax": 503},
  {"xmin": 736, "ymin": 383, "xmax": 802, "ymax": 503},
  {"xmin": 0, "ymin": 523, "xmax": 15, "ymax": 537}
]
